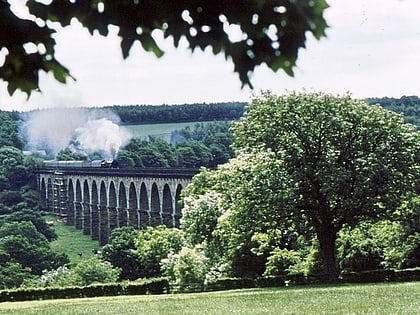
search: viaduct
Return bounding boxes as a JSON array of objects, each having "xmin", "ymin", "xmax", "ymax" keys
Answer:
[{"xmin": 36, "ymin": 167, "xmax": 198, "ymax": 245}]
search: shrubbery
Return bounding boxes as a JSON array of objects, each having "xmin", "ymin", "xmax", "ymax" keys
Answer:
[
  {"xmin": 26, "ymin": 256, "xmax": 120, "ymax": 288},
  {"xmin": 161, "ymin": 246, "xmax": 209, "ymax": 292},
  {"xmin": 0, "ymin": 278, "xmax": 170, "ymax": 302}
]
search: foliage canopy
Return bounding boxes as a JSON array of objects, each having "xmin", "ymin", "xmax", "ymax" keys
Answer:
[
  {"xmin": 230, "ymin": 92, "xmax": 419, "ymax": 281},
  {"xmin": 1, "ymin": 0, "xmax": 328, "ymax": 96}
]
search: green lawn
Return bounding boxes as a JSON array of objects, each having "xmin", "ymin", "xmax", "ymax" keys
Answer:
[
  {"xmin": 1, "ymin": 282, "xmax": 419, "ymax": 314},
  {"xmin": 46, "ymin": 215, "xmax": 100, "ymax": 266}
]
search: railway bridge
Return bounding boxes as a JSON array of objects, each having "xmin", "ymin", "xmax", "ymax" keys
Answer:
[{"xmin": 35, "ymin": 167, "xmax": 198, "ymax": 245}]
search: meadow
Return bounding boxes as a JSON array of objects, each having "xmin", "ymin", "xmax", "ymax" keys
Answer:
[
  {"xmin": 1, "ymin": 282, "xmax": 419, "ymax": 314},
  {"xmin": 47, "ymin": 215, "xmax": 100, "ymax": 266},
  {"xmin": 124, "ymin": 121, "xmax": 215, "ymax": 141}
]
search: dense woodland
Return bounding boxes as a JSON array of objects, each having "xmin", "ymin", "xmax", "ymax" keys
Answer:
[
  {"xmin": 107, "ymin": 102, "xmax": 246, "ymax": 124},
  {"xmin": 367, "ymin": 96, "xmax": 420, "ymax": 128},
  {"xmin": 0, "ymin": 95, "xmax": 419, "ymax": 289}
]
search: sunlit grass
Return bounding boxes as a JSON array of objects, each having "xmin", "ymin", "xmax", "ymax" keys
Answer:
[
  {"xmin": 46, "ymin": 215, "xmax": 100, "ymax": 266},
  {"xmin": 1, "ymin": 282, "xmax": 419, "ymax": 315}
]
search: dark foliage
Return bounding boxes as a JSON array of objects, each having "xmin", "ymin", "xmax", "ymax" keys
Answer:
[
  {"xmin": 1, "ymin": 0, "xmax": 328, "ymax": 96},
  {"xmin": 368, "ymin": 96, "xmax": 420, "ymax": 128},
  {"xmin": 109, "ymin": 102, "xmax": 246, "ymax": 124}
]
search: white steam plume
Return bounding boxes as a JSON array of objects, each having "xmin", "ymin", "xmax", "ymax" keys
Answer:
[
  {"xmin": 20, "ymin": 108, "xmax": 131, "ymax": 159},
  {"xmin": 70, "ymin": 118, "xmax": 131, "ymax": 160}
]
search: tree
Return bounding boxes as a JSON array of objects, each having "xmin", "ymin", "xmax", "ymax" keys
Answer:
[
  {"xmin": 1, "ymin": 209, "xmax": 57, "ymax": 241},
  {"xmin": 101, "ymin": 227, "xmax": 142, "ymax": 280},
  {"xmin": 161, "ymin": 246, "xmax": 209, "ymax": 292},
  {"xmin": 1, "ymin": 0, "xmax": 328, "ymax": 96},
  {"xmin": 71, "ymin": 256, "xmax": 120, "ymax": 286},
  {"xmin": 0, "ymin": 111, "xmax": 23, "ymax": 149},
  {"xmin": 229, "ymin": 92, "xmax": 420, "ymax": 281},
  {"xmin": 0, "ymin": 221, "xmax": 68, "ymax": 276},
  {"xmin": 134, "ymin": 225, "xmax": 184, "ymax": 278},
  {"xmin": 0, "ymin": 261, "xmax": 34, "ymax": 289},
  {"xmin": 181, "ymin": 190, "xmax": 223, "ymax": 246}
]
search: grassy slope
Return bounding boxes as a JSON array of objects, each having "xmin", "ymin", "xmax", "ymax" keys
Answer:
[
  {"xmin": 1, "ymin": 282, "xmax": 419, "ymax": 314},
  {"xmin": 46, "ymin": 215, "xmax": 100, "ymax": 266}
]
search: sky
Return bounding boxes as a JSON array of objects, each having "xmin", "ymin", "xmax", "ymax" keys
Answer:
[{"xmin": 1, "ymin": 0, "xmax": 420, "ymax": 111}]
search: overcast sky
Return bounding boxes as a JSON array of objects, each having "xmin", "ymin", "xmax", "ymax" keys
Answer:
[{"xmin": 1, "ymin": 0, "xmax": 420, "ymax": 111}]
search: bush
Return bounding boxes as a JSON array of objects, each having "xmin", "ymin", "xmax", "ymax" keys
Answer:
[
  {"xmin": 337, "ymin": 224, "xmax": 383, "ymax": 273},
  {"xmin": 71, "ymin": 256, "xmax": 121, "ymax": 286},
  {"xmin": 256, "ymin": 273, "xmax": 310, "ymax": 287},
  {"xmin": 206, "ymin": 277, "xmax": 255, "ymax": 291},
  {"xmin": 0, "ymin": 278, "xmax": 170, "ymax": 302},
  {"xmin": 161, "ymin": 246, "xmax": 209, "ymax": 292},
  {"xmin": 134, "ymin": 225, "xmax": 184, "ymax": 278},
  {"xmin": 263, "ymin": 248, "xmax": 302, "ymax": 277},
  {"xmin": 340, "ymin": 269, "xmax": 395, "ymax": 283},
  {"xmin": 27, "ymin": 256, "xmax": 121, "ymax": 288}
]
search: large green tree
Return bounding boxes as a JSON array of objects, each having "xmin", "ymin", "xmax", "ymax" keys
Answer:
[
  {"xmin": 1, "ymin": 0, "xmax": 328, "ymax": 96},
  {"xmin": 0, "ymin": 221, "xmax": 68, "ymax": 280},
  {"xmin": 229, "ymin": 92, "xmax": 420, "ymax": 281}
]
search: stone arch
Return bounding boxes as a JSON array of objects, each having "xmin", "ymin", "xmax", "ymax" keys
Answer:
[
  {"xmin": 75, "ymin": 179, "xmax": 83, "ymax": 229},
  {"xmin": 162, "ymin": 184, "xmax": 173, "ymax": 227},
  {"xmin": 82, "ymin": 180, "xmax": 91, "ymax": 235},
  {"xmin": 150, "ymin": 182, "xmax": 161, "ymax": 226},
  {"xmin": 139, "ymin": 182, "xmax": 149, "ymax": 227},
  {"xmin": 67, "ymin": 179, "xmax": 75, "ymax": 226},
  {"xmin": 47, "ymin": 178, "xmax": 54, "ymax": 211},
  {"xmin": 46, "ymin": 178, "xmax": 53, "ymax": 212},
  {"xmin": 99, "ymin": 180, "xmax": 109, "ymax": 245},
  {"xmin": 118, "ymin": 181, "xmax": 128, "ymax": 227},
  {"xmin": 39, "ymin": 177, "xmax": 47, "ymax": 210},
  {"xmin": 174, "ymin": 184, "xmax": 183, "ymax": 227},
  {"xmin": 91, "ymin": 180, "xmax": 99, "ymax": 240},
  {"xmin": 128, "ymin": 182, "xmax": 139, "ymax": 228},
  {"xmin": 109, "ymin": 181, "xmax": 118, "ymax": 232},
  {"xmin": 100, "ymin": 181, "xmax": 107, "ymax": 206}
]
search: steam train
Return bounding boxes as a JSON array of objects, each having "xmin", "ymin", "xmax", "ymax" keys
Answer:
[{"xmin": 42, "ymin": 159, "xmax": 119, "ymax": 169}]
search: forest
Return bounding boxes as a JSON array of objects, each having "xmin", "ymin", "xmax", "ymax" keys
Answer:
[
  {"xmin": 106, "ymin": 102, "xmax": 246, "ymax": 124},
  {"xmin": 0, "ymin": 94, "xmax": 419, "ymax": 291},
  {"xmin": 367, "ymin": 96, "xmax": 420, "ymax": 128}
]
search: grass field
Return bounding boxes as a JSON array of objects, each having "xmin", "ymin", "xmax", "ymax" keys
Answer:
[
  {"xmin": 46, "ymin": 215, "xmax": 100, "ymax": 266},
  {"xmin": 124, "ymin": 121, "xmax": 214, "ymax": 142},
  {"xmin": 1, "ymin": 282, "xmax": 419, "ymax": 314}
]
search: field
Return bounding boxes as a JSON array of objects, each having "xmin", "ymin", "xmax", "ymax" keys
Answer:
[
  {"xmin": 47, "ymin": 215, "xmax": 100, "ymax": 266},
  {"xmin": 124, "ymin": 121, "xmax": 214, "ymax": 141},
  {"xmin": 1, "ymin": 282, "xmax": 419, "ymax": 314}
]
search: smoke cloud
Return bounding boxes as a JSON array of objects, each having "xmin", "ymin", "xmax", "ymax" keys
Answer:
[
  {"xmin": 69, "ymin": 118, "xmax": 131, "ymax": 160},
  {"xmin": 20, "ymin": 108, "xmax": 131, "ymax": 159}
]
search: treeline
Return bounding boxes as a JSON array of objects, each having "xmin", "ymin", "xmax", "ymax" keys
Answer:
[
  {"xmin": 368, "ymin": 96, "xmax": 420, "ymax": 128},
  {"xmin": 104, "ymin": 97, "xmax": 419, "ymax": 127},
  {"xmin": 106, "ymin": 102, "xmax": 246, "ymax": 124}
]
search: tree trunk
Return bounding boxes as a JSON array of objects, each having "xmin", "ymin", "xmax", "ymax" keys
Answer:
[{"xmin": 316, "ymin": 222, "xmax": 339, "ymax": 283}]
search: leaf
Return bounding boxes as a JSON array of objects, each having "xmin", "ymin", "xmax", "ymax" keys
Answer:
[
  {"xmin": 45, "ymin": 60, "xmax": 72, "ymax": 84},
  {"xmin": 138, "ymin": 34, "xmax": 164, "ymax": 58}
]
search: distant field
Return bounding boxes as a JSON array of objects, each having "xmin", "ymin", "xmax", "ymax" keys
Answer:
[
  {"xmin": 1, "ymin": 282, "xmax": 419, "ymax": 314},
  {"xmin": 124, "ymin": 121, "xmax": 216, "ymax": 141}
]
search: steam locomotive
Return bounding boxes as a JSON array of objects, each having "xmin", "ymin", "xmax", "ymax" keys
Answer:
[{"xmin": 42, "ymin": 159, "xmax": 119, "ymax": 169}]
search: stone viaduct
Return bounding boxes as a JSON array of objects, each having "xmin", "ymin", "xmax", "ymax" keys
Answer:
[{"xmin": 36, "ymin": 167, "xmax": 198, "ymax": 245}]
